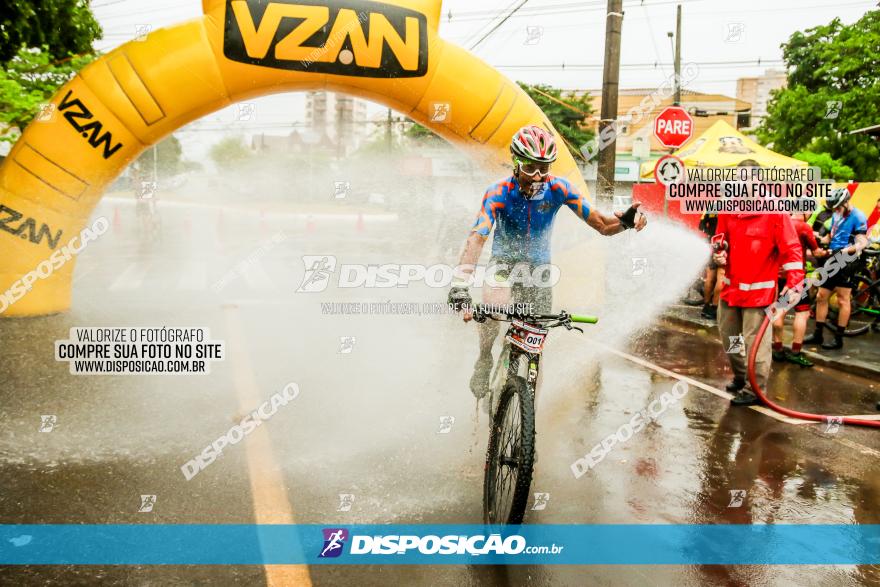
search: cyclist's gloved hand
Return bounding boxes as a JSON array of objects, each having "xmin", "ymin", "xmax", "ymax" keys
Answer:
[
  {"xmin": 448, "ymin": 286, "xmax": 472, "ymax": 313},
  {"xmin": 617, "ymin": 202, "xmax": 647, "ymax": 231}
]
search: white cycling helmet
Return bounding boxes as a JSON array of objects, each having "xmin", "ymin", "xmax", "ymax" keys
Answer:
[{"xmin": 827, "ymin": 187, "xmax": 851, "ymax": 209}]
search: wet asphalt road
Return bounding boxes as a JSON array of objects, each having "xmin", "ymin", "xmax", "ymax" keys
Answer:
[{"xmin": 1, "ymin": 199, "xmax": 878, "ymax": 586}]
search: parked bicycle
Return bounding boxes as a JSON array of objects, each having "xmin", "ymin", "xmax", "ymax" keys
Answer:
[{"xmin": 818, "ymin": 244, "xmax": 880, "ymax": 336}]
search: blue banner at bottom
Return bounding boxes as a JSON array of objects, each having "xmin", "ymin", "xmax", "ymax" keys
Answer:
[{"xmin": 1, "ymin": 525, "xmax": 878, "ymax": 565}]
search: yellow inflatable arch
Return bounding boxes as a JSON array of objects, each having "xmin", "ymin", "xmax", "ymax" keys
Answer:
[{"xmin": 0, "ymin": 0, "xmax": 589, "ymax": 317}]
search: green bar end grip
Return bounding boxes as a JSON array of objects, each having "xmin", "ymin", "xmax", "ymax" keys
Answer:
[{"xmin": 571, "ymin": 315, "xmax": 599, "ymax": 324}]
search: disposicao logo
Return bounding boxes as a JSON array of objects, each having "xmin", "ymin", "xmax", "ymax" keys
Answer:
[{"xmin": 319, "ymin": 528, "xmax": 349, "ymax": 558}]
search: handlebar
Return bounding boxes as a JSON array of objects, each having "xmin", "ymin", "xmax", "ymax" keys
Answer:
[
  {"xmin": 471, "ymin": 304, "xmax": 598, "ymax": 328},
  {"xmin": 571, "ymin": 314, "xmax": 599, "ymax": 324}
]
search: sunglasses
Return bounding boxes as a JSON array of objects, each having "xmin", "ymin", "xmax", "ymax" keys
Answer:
[{"xmin": 516, "ymin": 159, "xmax": 551, "ymax": 179}]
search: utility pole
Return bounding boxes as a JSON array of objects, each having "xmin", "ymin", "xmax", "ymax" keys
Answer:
[
  {"xmin": 673, "ymin": 4, "xmax": 682, "ymax": 106},
  {"xmin": 386, "ymin": 108, "xmax": 393, "ymax": 153},
  {"xmin": 596, "ymin": 0, "xmax": 624, "ymax": 203}
]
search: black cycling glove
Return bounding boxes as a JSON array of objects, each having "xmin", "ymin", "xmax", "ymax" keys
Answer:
[{"xmin": 447, "ymin": 286, "xmax": 472, "ymax": 312}]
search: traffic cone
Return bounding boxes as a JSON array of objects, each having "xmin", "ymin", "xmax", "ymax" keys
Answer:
[
  {"xmin": 356, "ymin": 212, "xmax": 365, "ymax": 233},
  {"xmin": 306, "ymin": 215, "xmax": 316, "ymax": 233}
]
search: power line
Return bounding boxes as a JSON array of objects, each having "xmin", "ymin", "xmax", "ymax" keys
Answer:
[
  {"xmin": 469, "ymin": 0, "xmax": 530, "ymax": 50},
  {"xmin": 491, "ymin": 58, "xmax": 785, "ymax": 70},
  {"xmin": 460, "ymin": 0, "xmax": 524, "ymax": 47},
  {"xmin": 445, "ymin": 0, "xmax": 871, "ymax": 23}
]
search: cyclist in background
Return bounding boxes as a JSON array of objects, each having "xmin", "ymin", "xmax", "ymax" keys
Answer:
[
  {"xmin": 771, "ymin": 212, "xmax": 828, "ymax": 367},
  {"xmin": 804, "ymin": 188, "xmax": 869, "ymax": 350},
  {"xmin": 808, "ymin": 198, "xmax": 834, "ymax": 243},
  {"xmin": 699, "ymin": 212, "xmax": 722, "ymax": 321},
  {"xmin": 448, "ymin": 125, "xmax": 647, "ymax": 398}
]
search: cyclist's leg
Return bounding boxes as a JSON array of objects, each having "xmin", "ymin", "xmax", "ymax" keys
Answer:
[
  {"xmin": 806, "ymin": 286, "xmax": 832, "ymax": 343},
  {"xmin": 771, "ymin": 279, "xmax": 786, "ymax": 360},
  {"xmin": 704, "ymin": 266, "xmax": 717, "ymax": 304},
  {"xmin": 470, "ymin": 259, "xmax": 513, "ymax": 398},
  {"xmin": 786, "ymin": 287, "xmax": 815, "ymax": 365},
  {"xmin": 713, "ymin": 267, "xmax": 724, "ymax": 306},
  {"xmin": 478, "ymin": 281, "xmax": 512, "ymax": 355},
  {"xmin": 834, "ymin": 285, "xmax": 853, "ymax": 332}
]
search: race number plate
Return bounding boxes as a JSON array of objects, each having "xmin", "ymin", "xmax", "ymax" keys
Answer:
[{"xmin": 506, "ymin": 319, "xmax": 549, "ymax": 354}]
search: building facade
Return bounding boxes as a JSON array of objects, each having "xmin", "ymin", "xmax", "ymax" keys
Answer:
[{"xmin": 736, "ymin": 69, "xmax": 787, "ymax": 129}]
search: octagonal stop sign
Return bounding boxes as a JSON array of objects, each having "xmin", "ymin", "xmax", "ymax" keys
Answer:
[{"xmin": 654, "ymin": 106, "xmax": 694, "ymax": 149}]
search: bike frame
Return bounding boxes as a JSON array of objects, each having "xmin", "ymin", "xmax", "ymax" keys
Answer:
[{"xmin": 474, "ymin": 305, "xmax": 597, "ymax": 524}]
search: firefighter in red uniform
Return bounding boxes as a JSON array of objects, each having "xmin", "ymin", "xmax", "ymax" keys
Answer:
[{"xmin": 712, "ymin": 160, "xmax": 806, "ymax": 406}]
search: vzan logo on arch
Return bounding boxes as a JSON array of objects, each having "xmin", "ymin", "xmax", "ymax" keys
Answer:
[{"xmin": 223, "ymin": 0, "xmax": 428, "ymax": 77}]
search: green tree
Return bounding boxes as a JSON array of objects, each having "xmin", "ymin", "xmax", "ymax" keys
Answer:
[
  {"xmin": 793, "ymin": 151, "xmax": 855, "ymax": 181},
  {"xmin": 0, "ymin": 0, "xmax": 102, "ymax": 63},
  {"xmin": 133, "ymin": 135, "xmax": 187, "ymax": 178},
  {"xmin": 404, "ymin": 121, "xmax": 443, "ymax": 143},
  {"xmin": 517, "ymin": 82, "xmax": 595, "ymax": 159},
  {"xmin": 0, "ymin": 46, "xmax": 95, "ymax": 143},
  {"xmin": 405, "ymin": 83, "xmax": 595, "ymax": 159},
  {"xmin": 209, "ymin": 136, "xmax": 253, "ymax": 168},
  {"xmin": 758, "ymin": 10, "xmax": 880, "ymax": 180}
]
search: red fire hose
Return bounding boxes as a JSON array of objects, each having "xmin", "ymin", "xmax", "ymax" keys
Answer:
[{"xmin": 747, "ymin": 315, "xmax": 880, "ymax": 428}]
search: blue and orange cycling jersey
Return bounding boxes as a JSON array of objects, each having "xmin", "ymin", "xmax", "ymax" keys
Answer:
[{"xmin": 471, "ymin": 175, "xmax": 592, "ymax": 264}]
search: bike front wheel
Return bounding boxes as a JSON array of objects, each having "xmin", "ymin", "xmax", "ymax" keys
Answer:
[{"xmin": 483, "ymin": 375, "xmax": 536, "ymax": 525}]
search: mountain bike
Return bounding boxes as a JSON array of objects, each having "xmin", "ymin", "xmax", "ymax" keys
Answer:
[
  {"xmin": 850, "ymin": 247, "xmax": 880, "ymax": 333},
  {"xmin": 471, "ymin": 304, "xmax": 598, "ymax": 524},
  {"xmin": 816, "ymin": 247, "xmax": 880, "ymax": 336}
]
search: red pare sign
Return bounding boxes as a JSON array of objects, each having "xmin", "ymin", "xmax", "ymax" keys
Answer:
[{"xmin": 654, "ymin": 106, "xmax": 694, "ymax": 148}]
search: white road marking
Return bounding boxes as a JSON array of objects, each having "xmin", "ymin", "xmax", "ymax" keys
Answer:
[
  {"xmin": 583, "ymin": 338, "xmax": 880, "ymax": 458},
  {"xmin": 109, "ymin": 262, "xmax": 150, "ymax": 291}
]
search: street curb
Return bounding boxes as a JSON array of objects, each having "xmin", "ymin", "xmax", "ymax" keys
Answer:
[{"xmin": 660, "ymin": 311, "xmax": 880, "ymax": 380}]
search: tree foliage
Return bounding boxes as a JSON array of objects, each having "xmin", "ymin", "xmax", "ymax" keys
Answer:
[
  {"xmin": 758, "ymin": 10, "xmax": 880, "ymax": 180},
  {"xmin": 517, "ymin": 82, "xmax": 595, "ymax": 159},
  {"xmin": 0, "ymin": 46, "xmax": 95, "ymax": 143},
  {"xmin": 404, "ymin": 121, "xmax": 443, "ymax": 143},
  {"xmin": 405, "ymin": 83, "xmax": 595, "ymax": 159},
  {"xmin": 209, "ymin": 136, "xmax": 253, "ymax": 168},
  {"xmin": 793, "ymin": 150, "xmax": 855, "ymax": 181},
  {"xmin": 133, "ymin": 135, "xmax": 189, "ymax": 178},
  {"xmin": 0, "ymin": 0, "xmax": 102, "ymax": 63}
]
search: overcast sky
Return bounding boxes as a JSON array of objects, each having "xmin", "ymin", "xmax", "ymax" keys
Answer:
[{"xmin": 89, "ymin": 0, "xmax": 876, "ymax": 160}]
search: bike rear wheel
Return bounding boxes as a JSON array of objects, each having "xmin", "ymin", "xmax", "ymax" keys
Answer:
[{"xmin": 483, "ymin": 375, "xmax": 536, "ymax": 525}]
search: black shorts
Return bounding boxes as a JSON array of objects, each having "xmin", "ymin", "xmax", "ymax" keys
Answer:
[{"xmin": 820, "ymin": 252, "xmax": 857, "ymax": 290}]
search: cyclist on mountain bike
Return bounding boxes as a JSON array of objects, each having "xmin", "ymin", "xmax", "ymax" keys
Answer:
[{"xmin": 447, "ymin": 125, "xmax": 647, "ymax": 398}]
